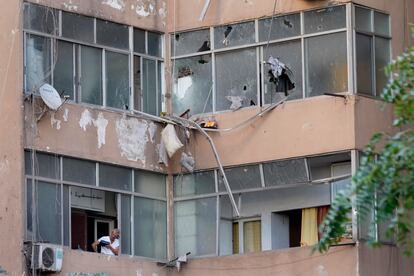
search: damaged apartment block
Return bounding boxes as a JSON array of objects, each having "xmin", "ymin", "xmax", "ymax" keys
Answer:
[{"xmin": 0, "ymin": 0, "xmax": 412, "ymax": 275}]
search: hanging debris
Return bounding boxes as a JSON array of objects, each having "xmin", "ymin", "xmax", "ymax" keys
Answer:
[
  {"xmin": 161, "ymin": 124, "xmax": 184, "ymax": 158},
  {"xmin": 226, "ymin": 95, "xmax": 244, "ymax": 111},
  {"xmin": 267, "ymin": 56, "xmax": 295, "ymax": 96},
  {"xmin": 157, "ymin": 141, "xmax": 169, "ymax": 166},
  {"xmin": 180, "ymin": 152, "xmax": 195, "ymax": 173}
]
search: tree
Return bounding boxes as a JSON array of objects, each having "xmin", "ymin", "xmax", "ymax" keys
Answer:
[{"xmin": 316, "ymin": 27, "xmax": 414, "ymax": 256}]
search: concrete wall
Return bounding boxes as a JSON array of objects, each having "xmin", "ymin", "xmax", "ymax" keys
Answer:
[{"xmin": 0, "ymin": 0, "xmax": 24, "ymax": 275}]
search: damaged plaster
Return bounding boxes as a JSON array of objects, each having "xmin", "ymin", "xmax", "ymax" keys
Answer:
[
  {"xmin": 102, "ymin": 0, "xmax": 125, "ymax": 11},
  {"xmin": 63, "ymin": 108, "xmax": 69, "ymax": 122},
  {"xmin": 62, "ymin": 0, "xmax": 78, "ymax": 11},
  {"xmin": 79, "ymin": 109, "xmax": 93, "ymax": 131},
  {"xmin": 115, "ymin": 115, "xmax": 150, "ymax": 164},
  {"xmin": 79, "ymin": 109, "xmax": 108, "ymax": 149},
  {"xmin": 50, "ymin": 112, "xmax": 62, "ymax": 130},
  {"xmin": 148, "ymin": 122, "xmax": 157, "ymax": 143},
  {"xmin": 132, "ymin": 0, "xmax": 166, "ymax": 19}
]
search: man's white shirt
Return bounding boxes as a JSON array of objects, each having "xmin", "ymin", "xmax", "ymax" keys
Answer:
[{"xmin": 98, "ymin": 236, "xmax": 119, "ymax": 255}]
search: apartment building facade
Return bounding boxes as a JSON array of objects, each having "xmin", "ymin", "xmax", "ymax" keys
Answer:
[{"xmin": 0, "ymin": 0, "xmax": 414, "ymax": 275}]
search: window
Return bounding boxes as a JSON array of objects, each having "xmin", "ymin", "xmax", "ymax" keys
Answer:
[
  {"xmin": 25, "ymin": 151, "xmax": 167, "ymax": 260},
  {"xmin": 23, "ymin": 3, "xmax": 164, "ymax": 116}
]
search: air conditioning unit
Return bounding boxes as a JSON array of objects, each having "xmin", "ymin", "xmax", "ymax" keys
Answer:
[{"xmin": 32, "ymin": 243, "xmax": 64, "ymax": 272}]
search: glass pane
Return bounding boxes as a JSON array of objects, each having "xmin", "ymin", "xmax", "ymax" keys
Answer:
[
  {"xmin": 121, "ymin": 195, "xmax": 131, "ymax": 255},
  {"xmin": 148, "ymin": 32, "xmax": 162, "ymax": 57},
  {"xmin": 106, "ymin": 51, "xmax": 129, "ymax": 109},
  {"xmin": 134, "ymin": 197, "xmax": 166, "ymax": 259},
  {"xmin": 62, "ymin": 12, "xmax": 94, "ymax": 43},
  {"xmin": 175, "ymin": 197, "xmax": 217, "ymax": 256},
  {"xmin": 219, "ymin": 165, "xmax": 261, "ymax": 192},
  {"xmin": 99, "ymin": 164, "xmax": 132, "ymax": 191},
  {"xmin": 331, "ymin": 178, "xmax": 351, "ymax": 202},
  {"xmin": 23, "ymin": 3, "xmax": 58, "ymax": 34},
  {"xmin": 215, "ymin": 48, "xmax": 257, "ymax": 111},
  {"xmin": 36, "ymin": 181, "xmax": 62, "ymax": 244},
  {"xmin": 375, "ymin": 37, "xmax": 390, "ymax": 96},
  {"xmin": 173, "ymin": 56, "xmax": 212, "ymax": 115},
  {"xmin": 243, "ymin": 220, "xmax": 261, "ymax": 253},
  {"xmin": 80, "ymin": 46, "xmax": 102, "ymax": 105},
  {"xmin": 264, "ymin": 40, "xmax": 302, "ymax": 104},
  {"xmin": 374, "ymin": 12, "xmax": 390, "ymax": 36},
  {"xmin": 133, "ymin": 56, "xmax": 141, "ymax": 110},
  {"xmin": 134, "ymin": 170, "xmax": 166, "ymax": 198},
  {"xmin": 174, "ymin": 171, "xmax": 215, "ymax": 197},
  {"xmin": 172, "ymin": 29, "xmax": 210, "ymax": 56},
  {"xmin": 54, "ymin": 41, "xmax": 74, "ymax": 100},
  {"xmin": 263, "ymin": 158, "xmax": 309, "ymax": 186},
  {"xmin": 259, "ymin": 13, "xmax": 301, "ymax": 42},
  {"xmin": 214, "ymin": 21, "xmax": 255, "ymax": 49},
  {"xmin": 96, "ymin": 19, "xmax": 129, "ymax": 49},
  {"xmin": 158, "ymin": 61, "xmax": 164, "ymax": 113},
  {"xmin": 62, "ymin": 157, "xmax": 96, "ymax": 185},
  {"xmin": 25, "ymin": 151, "xmax": 32, "ymax": 175},
  {"xmin": 26, "ymin": 180, "xmax": 33, "ymax": 238},
  {"xmin": 305, "ymin": 32, "xmax": 348, "ymax": 96},
  {"xmin": 355, "ymin": 7, "xmax": 372, "ymax": 33},
  {"xmin": 143, "ymin": 59, "xmax": 157, "ymax": 115},
  {"xmin": 63, "ymin": 185, "xmax": 70, "ymax": 246},
  {"xmin": 356, "ymin": 34, "xmax": 373, "ymax": 95},
  {"xmin": 26, "ymin": 34, "xmax": 51, "ymax": 92},
  {"xmin": 34, "ymin": 152, "xmax": 60, "ymax": 179},
  {"xmin": 304, "ymin": 5, "xmax": 346, "ymax": 34},
  {"xmin": 134, "ymin": 28, "xmax": 146, "ymax": 54},
  {"xmin": 219, "ymin": 196, "xmax": 234, "ymax": 256}
]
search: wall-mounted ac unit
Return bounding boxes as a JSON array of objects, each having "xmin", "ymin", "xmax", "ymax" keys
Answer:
[{"xmin": 32, "ymin": 243, "xmax": 63, "ymax": 272}]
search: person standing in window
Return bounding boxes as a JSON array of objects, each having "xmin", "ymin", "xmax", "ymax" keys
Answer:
[{"xmin": 92, "ymin": 229, "xmax": 120, "ymax": 256}]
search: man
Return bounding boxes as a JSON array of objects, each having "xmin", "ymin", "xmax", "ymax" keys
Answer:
[{"xmin": 92, "ymin": 229, "xmax": 120, "ymax": 256}]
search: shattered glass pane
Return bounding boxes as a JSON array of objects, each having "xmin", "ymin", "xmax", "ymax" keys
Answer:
[
  {"xmin": 134, "ymin": 28, "xmax": 146, "ymax": 54},
  {"xmin": 218, "ymin": 165, "xmax": 261, "ymax": 192},
  {"xmin": 305, "ymin": 32, "xmax": 348, "ymax": 96},
  {"xmin": 355, "ymin": 6, "xmax": 372, "ymax": 33},
  {"xmin": 175, "ymin": 197, "xmax": 217, "ymax": 256},
  {"xmin": 148, "ymin": 31, "xmax": 162, "ymax": 57},
  {"xmin": 375, "ymin": 37, "xmax": 391, "ymax": 96},
  {"xmin": 263, "ymin": 158, "xmax": 309, "ymax": 186},
  {"xmin": 135, "ymin": 170, "xmax": 166, "ymax": 198},
  {"xmin": 174, "ymin": 171, "xmax": 215, "ymax": 197},
  {"xmin": 214, "ymin": 21, "xmax": 255, "ymax": 49},
  {"xmin": 62, "ymin": 157, "xmax": 96, "ymax": 186},
  {"xmin": 133, "ymin": 56, "xmax": 141, "ymax": 110},
  {"xmin": 259, "ymin": 13, "xmax": 301, "ymax": 42},
  {"xmin": 374, "ymin": 12, "xmax": 390, "ymax": 36},
  {"xmin": 173, "ymin": 56, "xmax": 212, "ymax": 115},
  {"xmin": 264, "ymin": 40, "xmax": 302, "ymax": 104},
  {"xmin": 215, "ymin": 48, "xmax": 258, "ymax": 111},
  {"xmin": 26, "ymin": 34, "xmax": 51, "ymax": 92},
  {"xmin": 62, "ymin": 12, "xmax": 94, "ymax": 43},
  {"xmin": 54, "ymin": 41, "xmax": 74, "ymax": 100},
  {"xmin": 99, "ymin": 163, "xmax": 132, "ymax": 191},
  {"xmin": 304, "ymin": 5, "xmax": 346, "ymax": 34},
  {"xmin": 80, "ymin": 46, "xmax": 102, "ymax": 105},
  {"xmin": 356, "ymin": 34, "xmax": 373, "ymax": 95},
  {"xmin": 23, "ymin": 3, "xmax": 58, "ymax": 35},
  {"xmin": 172, "ymin": 29, "xmax": 210, "ymax": 56},
  {"xmin": 96, "ymin": 19, "xmax": 129, "ymax": 50},
  {"xmin": 106, "ymin": 51, "xmax": 129, "ymax": 109},
  {"xmin": 142, "ymin": 59, "xmax": 157, "ymax": 115}
]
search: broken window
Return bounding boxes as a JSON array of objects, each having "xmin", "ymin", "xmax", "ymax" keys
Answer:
[
  {"xmin": 134, "ymin": 197, "xmax": 167, "ymax": 259},
  {"xmin": 25, "ymin": 34, "xmax": 51, "ymax": 92},
  {"xmin": 264, "ymin": 40, "xmax": 302, "ymax": 104},
  {"xmin": 356, "ymin": 34, "xmax": 373, "ymax": 95},
  {"xmin": 134, "ymin": 28, "xmax": 146, "ymax": 54},
  {"xmin": 23, "ymin": 3, "xmax": 58, "ymax": 35},
  {"xmin": 305, "ymin": 32, "xmax": 348, "ymax": 96},
  {"xmin": 175, "ymin": 197, "xmax": 217, "ymax": 256},
  {"xmin": 214, "ymin": 21, "xmax": 255, "ymax": 49},
  {"xmin": 62, "ymin": 12, "xmax": 94, "ymax": 43},
  {"xmin": 63, "ymin": 157, "xmax": 96, "ymax": 186},
  {"xmin": 99, "ymin": 163, "xmax": 132, "ymax": 191},
  {"xmin": 54, "ymin": 41, "xmax": 74, "ymax": 99},
  {"xmin": 173, "ymin": 56, "xmax": 213, "ymax": 115},
  {"xmin": 215, "ymin": 48, "xmax": 258, "ymax": 111},
  {"xmin": 218, "ymin": 165, "xmax": 261, "ymax": 192},
  {"xmin": 134, "ymin": 170, "xmax": 166, "ymax": 198},
  {"xmin": 96, "ymin": 19, "xmax": 129, "ymax": 50},
  {"xmin": 174, "ymin": 171, "xmax": 216, "ymax": 197},
  {"xmin": 263, "ymin": 158, "xmax": 309, "ymax": 187},
  {"xmin": 304, "ymin": 5, "xmax": 346, "ymax": 34},
  {"xmin": 172, "ymin": 29, "xmax": 210, "ymax": 56},
  {"xmin": 148, "ymin": 31, "xmax": 163, "ymax": 57},
  {"xmin": 258, "ymin": 13, "xmax": 301, "ymax": 41},
  {"xmin": 80, "ymin": 46, "xmax": 103, "ymax": 105},
  {"xmin": 105, "ymin": 51, "xmax": 129, "ymax": 109}
]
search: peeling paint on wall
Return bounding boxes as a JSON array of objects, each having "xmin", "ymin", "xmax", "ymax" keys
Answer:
[
  {"xmin": 136, "ymin": 268, "xmax": 143, "ymax": 276},
  {"xmin": 79, "ymin": 109, "xmax": 93, "ymax": 131},
  {"xmin": 50, "ymin": 112, "xmax": 61, "ymax": 130},
  {"xmin": 0, "ymin": 159, "xmax": 10, "ymax": 174},
  {"xmin": 93, "ymin": 113, "xmax": 108, "ymax": 149},
  {"xmin": 133, "ymin": 0, "xmax": 166, "ymax": 18},
  {"xmin": 148, "ymin": 122, "xmax": 157, "ymax": 143},
  {"xmin": 115, "ymin": 115, "xmax": 149, "ymax": 164},
  {"xmin": 102, "ymin": 0, "xmax": 125, "ymax": 11},
  {"xmin": 63, "ymin": 108, "xmax": 69, "ymax": 122},
  {"xmin": 63, "ymin": 0, "xmax": 78, "ymax": 11}
]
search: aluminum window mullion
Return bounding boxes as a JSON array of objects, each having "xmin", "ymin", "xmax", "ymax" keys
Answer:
[
  {"xmin": 131, "ymin": 194, "xmax": 135, "ymax": 255},
  {"xmin": 102, "ymin": 49, "xmax": 106, "ymax": 106},
  {"xmin": 255, "ymin": 47, "xmax": 260, "ymax": 106},
  {"xmin": 68, "ymin": 186, "xmax": 72, "ymax": 248},
  {"xmin": 93, "ymin": 18, "xmax": 97, "ymax": 44},
  {"xmin": 300, "ymin": 12, "xmax": 306, "ymax": 98},
  {"xmin": 129, "ymin": 26, "xmax": 134, "ymax": 111},
  {"xmin": 50, "ymin": 38, "xmax": 54, "ymax": 85},
  {"xmin": 58, "ymin": 10, "xmax": 62, "ymax": 37},
  {"xmin": 145, "ymin": 31, "xmax": 148, "ymax": 55},
  {"xmin": 23, "ymin": 33, "xmax": 27, "ymax": 92},
  {"xmin": 259, "ymin": 164, "xmax": 265, "ymax": 188},
  {"xmin": 346, "ymin": 3, "xmax": 354, "ymax": 95},
  {"xmin": 372, "ymin": 36, "xmax": 377, "ymax": 96},
  {"xmin": 60, "ymin": 156, "xmax": 64, "ymax": 246},
  {"xmin": 215, "ymin": 195, "xmax": 220, "ymax": 256},
  {"xmin": 210, "ymin": 27, "xmax": 216, "ymax": 113},
  {"xmin": 96, "ymin": 163, "xmax": 99, "ymax": 187},
  {"xmin": 260, "ymin": 46, "xmax": 265, "ymax": 105},
  {"xmin": 78, "ymin": 45, "xmax": 82, "ymax": 103},
  {"xmin": 72, "ymin": 44, "xmax": 77, "ymax": 102},
  {"xmin": 140, "ymin": 56, "xmax": 144, "ymax": 111},
  {"xmin": 155, "ymin": 61, "xmax": 159, "ymax": 115}
]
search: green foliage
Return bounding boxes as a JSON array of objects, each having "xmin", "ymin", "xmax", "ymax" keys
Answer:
[{"xmin": 316, "ymin": 27, "xmax": 414, "ymax": 255}]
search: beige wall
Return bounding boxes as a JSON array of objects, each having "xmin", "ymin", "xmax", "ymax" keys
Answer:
[
  {"xmin": 0, "ymin": 0, "xmax": 24, "ymax": 275},
  {"xmin": 28, "ymin": 0, "xmax": 167, "ymax": 32}
]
